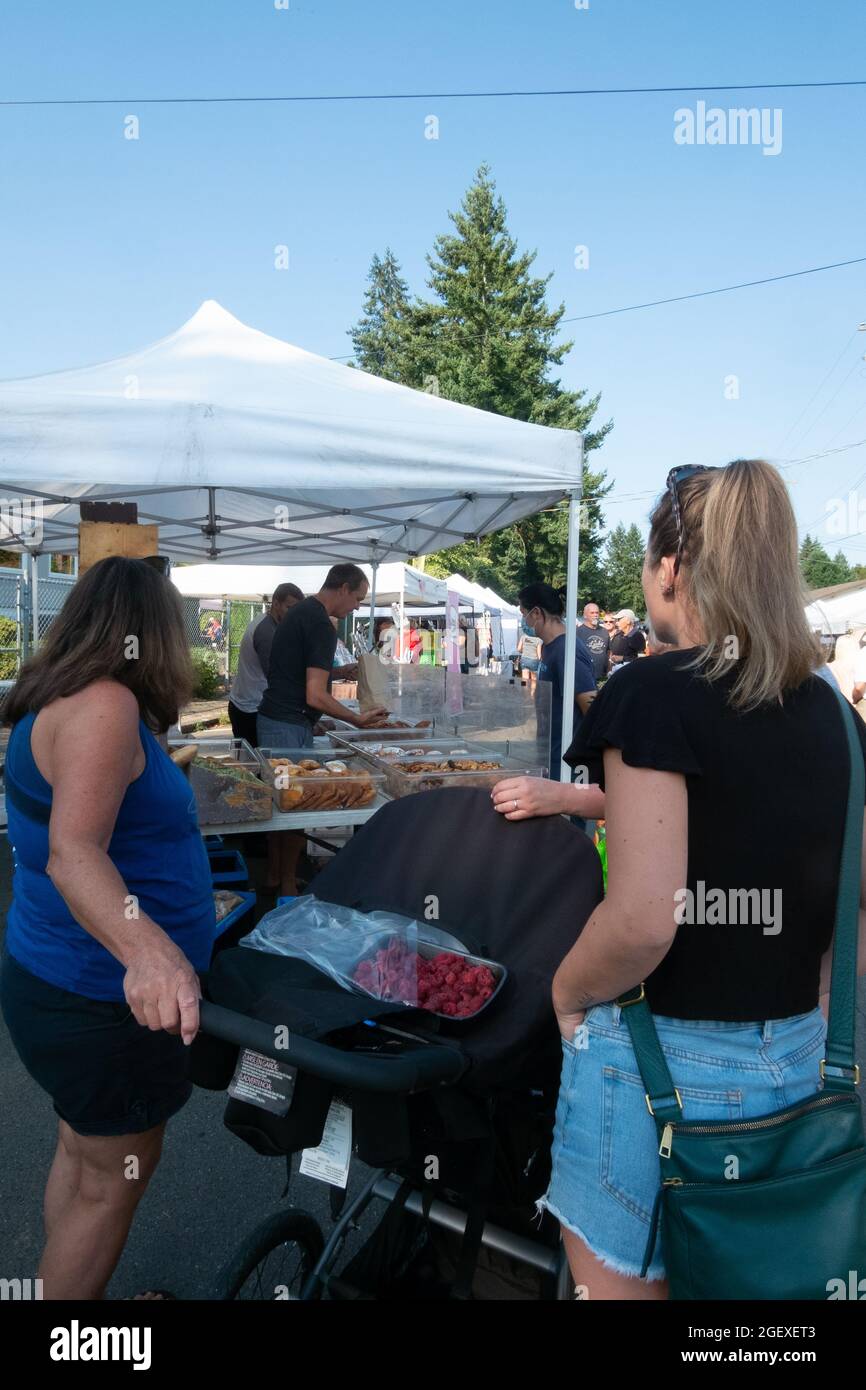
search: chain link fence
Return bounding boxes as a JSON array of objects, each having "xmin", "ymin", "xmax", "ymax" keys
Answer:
[
  {"xmin": 0, "ymin": 574, "xmax": 267, "ymax": 704},
  {"xmin": 0, "ymin": 572, "xmax": 77, "ymax": 695},
  {"xmin": 182, "ymin": 596, "xmax": 266, "ymax": 698}
]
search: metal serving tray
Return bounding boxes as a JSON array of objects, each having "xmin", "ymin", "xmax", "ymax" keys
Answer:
[{"xmin": 255, "ymin": 746, "xmax": 384, "ymax": 814}]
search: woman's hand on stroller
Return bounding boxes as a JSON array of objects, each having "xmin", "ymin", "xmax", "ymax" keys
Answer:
[
  {"xmin": 491, "ymin": 776, "xmax": 572, "ymax": 819},
  {"xmin": 123, "ymin": 932, "xmax": 202, "ymax": 1044}
]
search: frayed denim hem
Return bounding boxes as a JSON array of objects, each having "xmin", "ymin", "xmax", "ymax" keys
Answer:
[{"xmin": 536, "ymin": 1194, "xmax": 667, "ymax": 1284}]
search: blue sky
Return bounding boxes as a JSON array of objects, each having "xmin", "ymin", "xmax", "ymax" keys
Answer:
[{"xmin": 2, "ymin": 0, "xmax": 865, "ymax": 560}]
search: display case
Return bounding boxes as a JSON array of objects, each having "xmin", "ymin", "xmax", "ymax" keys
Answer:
[
  {"xmin": 327, "ymin": 717, "xmax": 437, "ymax": 742},
  {"xmin": 327, "ymin": 734, "xmax": 475, "ymax": 762},
  {"xmin": 351, "ymin": 742, "xmax": 546, "ymax": 800},
  {"xmin": 255, "ymin": 747, "xmax": 384, "ymax": 814},
  {"xmin": 170, "ymin": 737, "xmax": 272, "ymax": 825}
]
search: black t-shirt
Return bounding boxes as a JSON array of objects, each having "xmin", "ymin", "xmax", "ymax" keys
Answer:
[
  {"xmin": 610, "ymin": 627, "xmax": 646, "ymax": 663},
  {"xmin": 565, "ymin": 649, "xmax": 866, "ymax": 1021},
  {"xmin": 259, "ymin": 597, "xmax": 337, "ymax": 727},
  {"xmin": 577, "ymin": 623, "xmax": 610, "ymax": 680}
]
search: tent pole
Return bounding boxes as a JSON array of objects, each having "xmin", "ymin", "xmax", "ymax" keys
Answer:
[
  {"xmin": 560, "ymin": 486, "xmax": 582, "ymax": 782},
  {"xmin": 399, "ymin": 568, "xmax": 405, "ymax": 663},
  {"xmin": 367, "ymin": 551, "xmax": 379, "ymax": 651},
  {"xmin": 31, "ymin": 553, "xmax": 40, "ymax": 651},
  {"xmin": 19, "ymin": 554, "xmax": 32, "ymax": 662}
]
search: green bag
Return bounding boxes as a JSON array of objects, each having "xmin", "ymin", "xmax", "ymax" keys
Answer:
[{"xmin": 618, "ymin": 684, "xmax": 866, "ymax": 1300}]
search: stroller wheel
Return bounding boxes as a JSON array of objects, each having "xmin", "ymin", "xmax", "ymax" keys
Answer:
[{"xmin": 213, "ymin": 1209, "xmax": 325, "ymax": 1301}]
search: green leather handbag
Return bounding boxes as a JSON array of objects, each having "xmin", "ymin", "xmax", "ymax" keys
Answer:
[{"xmin": 618, "ymin": 684, "xmax": 866, "ymax": 1300}]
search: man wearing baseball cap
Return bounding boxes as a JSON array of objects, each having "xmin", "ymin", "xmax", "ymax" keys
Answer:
[{"xmin": 609, "ymin": 609, "xmax": 646, "ymax": 667}]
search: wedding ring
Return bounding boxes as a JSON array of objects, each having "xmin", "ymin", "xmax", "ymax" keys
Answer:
[{"xmin": 513, "ymin": 799, "xmax": 518, "ymax": 810}]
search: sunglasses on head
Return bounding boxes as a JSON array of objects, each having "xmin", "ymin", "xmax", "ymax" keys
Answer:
[{"xmin": 665, "ymin": 465, "xmax": 721, "ymax": 574}]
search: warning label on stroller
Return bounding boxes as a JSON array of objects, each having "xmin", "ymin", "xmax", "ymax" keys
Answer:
[
  {"xmin": 299, "ymin": 1099, "xmax": 353, "ymax": 1188},
  {"xmin": 227, "ymin": 1048, "xmax": 297, "ymax": 1115}
]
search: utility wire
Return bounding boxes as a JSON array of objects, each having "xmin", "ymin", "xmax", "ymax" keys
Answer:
[
  {"xmin": 791, "ymin": 355, "xmax": 863, "ymax": 446},
  {"xmin": 333, "ymin": 259, "xmax": 866, "ymax": 356},
  {"xmin": 776, "ymin": 328, "xmax": 861, "ymax": 452},
  {"xmin": 561, "ymin": 257, "xmax": 866, "ymax": 323},
  {"xmin": 3, "ymin": 79, "xmax": 865, "ymax": 107}
]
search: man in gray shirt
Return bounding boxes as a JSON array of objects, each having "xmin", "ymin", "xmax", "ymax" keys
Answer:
[
  {"xmin": 228, "ymin": 583, "xmax": 304, "ymax": 746},
  {"xmin": 576, "ymin": 601, "xmax": 611, "ymax": 682}
]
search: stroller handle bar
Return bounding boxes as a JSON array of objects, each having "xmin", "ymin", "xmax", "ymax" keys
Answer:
[{"xmin": 198, "ymin": 1000, "xmax": 468, "ymax": 1093}]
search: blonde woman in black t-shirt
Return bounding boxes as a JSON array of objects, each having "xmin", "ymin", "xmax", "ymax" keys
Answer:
[{"xmin": 538, "ymin": 458, "xmax": 866, "ymax": 1299}]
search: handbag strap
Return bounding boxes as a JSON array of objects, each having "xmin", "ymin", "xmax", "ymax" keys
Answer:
[{"xmin": 619, "ymin": 681, "xmax": 864, "ymax": 1119}]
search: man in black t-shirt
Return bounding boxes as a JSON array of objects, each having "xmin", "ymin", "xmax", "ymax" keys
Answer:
[
  {"xmin": 258, "ymin": 563, "xmax": 387, "ymax": 747},
  {"xmin": 577, "ymin": 602, "xmax": 611, "ymax": 682},
  {"xmin": 257, "ymin": 563, "xmax": 388, "ymax": 899},
  {"xmin": 609, "ymin": 609, "xmax": 646, "ymax": 666}
]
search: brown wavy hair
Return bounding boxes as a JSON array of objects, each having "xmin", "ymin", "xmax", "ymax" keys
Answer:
[
  {"xmin": 646, "ymin": 458, "xmax": 820, "ymax": 709},
  {"xmin": 5, "ymin": 556, "xmax": 193, "ymax": 731}
]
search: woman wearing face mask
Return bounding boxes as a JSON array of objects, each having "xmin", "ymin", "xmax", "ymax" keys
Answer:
[
  {"xmin": 494, "ymin": 583, "xmax": 603, "ymax": 822},
  {"xmin": 517, "ymin": 583, "xmax": 597, "ymax": 777},
  {"xmin": 536, "ymin": 458, "xmax": 866, "ymax": 1300}
]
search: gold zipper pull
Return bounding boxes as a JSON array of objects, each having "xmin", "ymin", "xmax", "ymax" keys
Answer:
[
  {"xmin": 659, "ymin": 1123, "xmax": 674, "ymax": 1159},
  {"xmin": 663, "ymin": 1177, "xmax": 683, "ymax": 1187}
]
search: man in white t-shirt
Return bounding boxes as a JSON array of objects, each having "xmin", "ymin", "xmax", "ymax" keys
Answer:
[{"xmin": 228, "ymin": 584, "xmax": 304, "ymax": 745}]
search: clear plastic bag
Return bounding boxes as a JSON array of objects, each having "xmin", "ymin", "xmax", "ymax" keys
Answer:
[{"xmin": 240, "ymin": 896, "xmax": 468, "ymax": 1007}]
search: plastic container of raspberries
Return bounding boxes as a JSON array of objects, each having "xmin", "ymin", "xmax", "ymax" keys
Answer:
[{"xmin": 351, "ymin": 936, "xmax": 507, "ymax": 1024}]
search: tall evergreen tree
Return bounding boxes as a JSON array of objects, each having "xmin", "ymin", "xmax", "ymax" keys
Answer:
[
  {"xmin": 602, "ymin": 523, "xmax": 646, "ymax": 614},
  {"xmin": 349, "ymin": 248, "xmax": 411, "ymax": 381},
  {"xmin": 799, "ymin": 534, "xmax": 851, "ymax": 589},
  {"xmin": 408, "ymin": 165, "xmax": 612, "ymax": 597}
]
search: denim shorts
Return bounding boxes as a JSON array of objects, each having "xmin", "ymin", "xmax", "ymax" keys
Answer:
[
  {"xmin": 256, "ymin": 715, "xmax": 314, "ymax": 750},
  {"xmin": 540, "ymin": 1002, "xmax": 827, "ymax": 1281}
]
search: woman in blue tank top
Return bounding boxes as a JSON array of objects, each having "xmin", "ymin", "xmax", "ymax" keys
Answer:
[{"xmin": 0, "ymin": 557, "xmax": 215, "ymax": 1300}]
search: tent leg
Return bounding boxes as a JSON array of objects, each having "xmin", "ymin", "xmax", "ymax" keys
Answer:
[
  {"xmin": 367, "ymin": 558, "xmax": 379, "ymax": 651},
  {"xmin": 560, "ymin": 490, "xmax": 582, "ymax": 782},
  {"xmin": 31, "ymin": 553, "xmax": 40, "ymax": 651}
]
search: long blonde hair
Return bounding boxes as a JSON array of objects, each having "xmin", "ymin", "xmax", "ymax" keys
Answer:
[{"xmin": 646, "ymin": 458, "xmax": 820, "ymax": 709}]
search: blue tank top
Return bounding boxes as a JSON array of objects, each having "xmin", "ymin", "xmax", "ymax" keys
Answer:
[{"xmin": 5, "ymin": 712, "xmax": 216, "ymax": 1001}]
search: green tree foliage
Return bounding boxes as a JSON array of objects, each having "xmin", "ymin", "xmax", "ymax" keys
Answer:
[
  {"xmin": 348, "ymin": 248, "xmax": 413, "ymax": 382},
  {"xmin": 601, "ymin": 523, "xmax": 646, "ymax": 614},
  {"xmin": 0, "ymin": 615, "xmax": 19, "ymax": 679},
  {"xmin": 799, "ymin": 535, "xmax": 852, "ymax": 589},
  {"xmin": 189, "ymin": 647, "xmax": 221, "ymax": 699},
  {"xmin": 349, "ymin": 166, "xmax": 612, "ymax": 601}
]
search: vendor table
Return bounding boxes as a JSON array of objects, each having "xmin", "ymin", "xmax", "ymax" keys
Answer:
[
  {"xmin": 199, "ymin": 792, "xmax": 389, "ymax": 838},
  {"xmin": 0, "ymin": 791, "xmax": 390, "ymax": 837}
]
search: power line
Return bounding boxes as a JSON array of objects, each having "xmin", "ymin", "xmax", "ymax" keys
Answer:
[
  {"xmin": 2, "ymin": 78, "xmax": 866, "ymax": 108},
  {"xmin": 333, "ymin": 261, "xmax": 865, "ymax": 357},
  {"xmin": 775, "ymin": 328, "xmax": 861, "ymax": 452},
  {"xmin": 561, "ymin": 257, "xmax": 866, "ymax": 323}
]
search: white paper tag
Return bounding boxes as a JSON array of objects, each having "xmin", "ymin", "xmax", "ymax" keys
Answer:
[
  {"xmin": 227, "ymin": 1048, "xmax": 297, "ymax": 1116},
  {"xmin": 299, "ymin": 1099, "xmax": 352, "ymax": 1188}
]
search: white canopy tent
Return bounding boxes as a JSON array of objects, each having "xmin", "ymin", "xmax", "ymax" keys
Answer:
[
  {"xmin": 445, "ymin": 573, "xmax": 522, "ymax": 662},
  {"xmin": 0, "ymin": 300, "xmax": 584, "ymax": 772},
  {"xmin": 805, "ymin": 580, "xmax": 866, "ymax": 637},
  {"xmin": 171, "ymin": 560, "xmax": 446, "ymax": 608}
]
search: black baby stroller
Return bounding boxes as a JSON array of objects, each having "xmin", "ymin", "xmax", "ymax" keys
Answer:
[{"xmin": 192, "ymin": 787, "xmax": 603, "ymax": 1300}]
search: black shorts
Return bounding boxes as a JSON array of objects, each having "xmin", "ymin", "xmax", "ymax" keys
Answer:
[
  {"xmin": 228, "ymin": 701, "xmax": 258, "ymax": 747},
  {"xmin": 0, "ymin": 951, "xmax": 192, "ymax": 1137}
]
